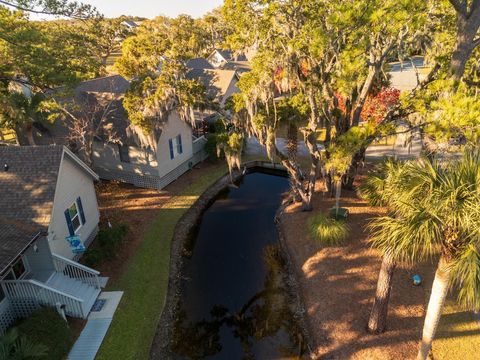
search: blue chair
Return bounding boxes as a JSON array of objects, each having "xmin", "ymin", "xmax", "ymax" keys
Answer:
[{"xmin": 65, "ymin": 235, "xmax": 86, "ymax": 254}]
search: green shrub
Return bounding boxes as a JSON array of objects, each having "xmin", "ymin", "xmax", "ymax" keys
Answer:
[
  {"xmin": 83, "ymin": 224, "xmax": 128, "ymax": 267},
  {"xmin": 97, "ymin": 224, "xmax": 128, "ymax": 258},
  {"xmin": 17, "ymin": 307, "xmax": 72, "ymax": 360},
  {"xmin": 83, "ymin": 247, "xmax": 103, "ymax": 267},
  {"xmin": 308, "ymin": 213, "xmax": 349, "ymax": 246},
  {"xmin": 204, "ymin": 134, "xmax": 221, "ymax": 160},
  {"xmin": 0, "ymin": 327, "xmax": 48, "ymax": 359}
]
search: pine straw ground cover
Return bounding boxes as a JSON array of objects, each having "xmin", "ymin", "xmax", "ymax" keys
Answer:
[
  {"xmin": 88, "ymin": 162, "xmax": 226, "ymax": 360},
  {"xmin": 280, "ymin": 171, "xmax": 480, "ymax": 360}
]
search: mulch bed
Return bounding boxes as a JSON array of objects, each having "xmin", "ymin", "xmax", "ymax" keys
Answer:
[{"xmin": 280, "ymin": 169, "xmax": 437, "ymax": 359}]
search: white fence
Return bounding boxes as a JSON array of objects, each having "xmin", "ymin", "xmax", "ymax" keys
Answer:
[{"xmin": 1, "ymin": 280, "xmax": 85, "ymax": 319}]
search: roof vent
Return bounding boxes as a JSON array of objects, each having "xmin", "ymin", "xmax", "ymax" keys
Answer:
[{"xmin": 4, "ymin": 163, "xmax": 9, "ymax": 172}]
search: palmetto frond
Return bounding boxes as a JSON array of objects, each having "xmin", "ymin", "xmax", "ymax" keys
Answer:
[
  {"xmin": 359, "ymin": 159, "xmax": 405, "ymax": 207},
  {"xmin": 367, "ymin": 149, "xmax": 480, "ymax": 303},
  {"xmin": 449, "ymin": 244, "xmax": 480, "ymax": 311}
]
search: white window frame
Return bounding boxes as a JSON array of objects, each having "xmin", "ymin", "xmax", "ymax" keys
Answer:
[
  {"xmin": 68, "ymin": 201, "xmax": 82, "ymax": 233},
  {"xmin": 172, "ymin": 136, "xmax": 180, "ymax": 158},
  {"xmin": 1, "ymin": 256, "xmax": 30, "ymax": 282}
]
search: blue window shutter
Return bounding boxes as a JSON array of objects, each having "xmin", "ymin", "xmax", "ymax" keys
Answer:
[
  {"xmin": 177, "ymin": 134, "xmax": 183, "ymax": 154},
  {"xmin": 77, "ymin": 197, "xmax": 86, "ymax": 224},
  {"xmin": 169, "ymin": 138, "xmax": 174, "ymax": 159},
  {"xmin": 64, "ymin": 209, "xmax": 74, "ymax": 236}
]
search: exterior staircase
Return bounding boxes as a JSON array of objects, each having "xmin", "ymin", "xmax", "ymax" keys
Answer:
[
  {"xmin": 1, "ymin": 254, "xmax": 101, "ymax": 319},
  {"xmin": 46, "ymin": 272, "xmax": 100, "ymax": 317}
]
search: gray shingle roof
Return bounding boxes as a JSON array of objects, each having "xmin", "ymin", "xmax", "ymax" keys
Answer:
[
  {"xmin": 186, "ymin": 68, "xmax": 237, "ymax": 104},
  {"xmin": 0, "ymin": 218, "xmax": 42, "ymax": 275},
  {"xmin": 36, "ymin": 76, "xmax": 135, "ymax": 147},
  {"xmin": 0, "ymin": 145, "xmax": 64, "ymax": 228},
  {"xmin": 217, "ymin": 49, "xmax": 233, "ymax": 61},
  {"xmin": 74, "ymin": 75, "xmax": 130, "ymax": 94},
  {"xmin": 186, "ymin": 58, "xmax": 214, "ymax": 70}
]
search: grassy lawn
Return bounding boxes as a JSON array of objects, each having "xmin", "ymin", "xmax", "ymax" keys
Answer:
[
  {"xmin": 96, "ymin": 163, "xmax": 227, "ymax": 360},
  {"xmin": 433, "ymin": 302, "xmax": 480, "ymax": 359}
]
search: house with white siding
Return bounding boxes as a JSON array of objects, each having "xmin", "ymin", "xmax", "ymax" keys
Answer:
[
  {"xmin": 34, "ymin": 75, "xmax": 208, "ymax": 190},
  {"xmin": 0, "ymin": 145, "xmax": 103, "ymax": 334}
]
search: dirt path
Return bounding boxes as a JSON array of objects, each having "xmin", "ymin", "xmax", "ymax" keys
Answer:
[{"xmin": 280, "ymin": 174, "xmax": 437, "ymax": 359}]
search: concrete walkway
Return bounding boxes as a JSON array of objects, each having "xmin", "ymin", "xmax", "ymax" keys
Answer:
[
  {"xmin": 365, "ymin": 127, "xmax": 422, "ymax": 160},
  {"xmin": 68, "ymin": 291, "xmax": 123, "ymax": 360}
]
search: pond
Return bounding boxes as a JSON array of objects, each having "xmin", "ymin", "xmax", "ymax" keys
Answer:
[{"xmin": 172, "ymin": 169, "xmax": 305, "ymax": 359}]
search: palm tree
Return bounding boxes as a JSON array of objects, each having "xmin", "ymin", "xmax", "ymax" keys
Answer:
[
  {"xmin": 359, "ymin": 160, "xmax": 410, "ymax": 333},
  {"xmin": 0, "ymin": 327, "xmax": 48, "ymax": 360},
  {"xmin": 324, "ymin": 149, "xmax": 352, "ymax": 217},
  {"xmin": 366, "ymin": 150, "xmax": 480, "ymax": 359}
]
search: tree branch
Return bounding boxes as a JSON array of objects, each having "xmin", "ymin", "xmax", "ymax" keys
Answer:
[
  {"xmin": 468, "ymin": 0, "xmax": 480, "ymax": 18},
  {"xmin": 473, "ymin": 37, "xmax": 480, "ymax": 49},
  {"xmin": 0, "ymin": 0, "xmax": 97, "ymax": 19},
  {"xmin": 448, "ymin": 0, "xmax": 468, "ymax": 17}
]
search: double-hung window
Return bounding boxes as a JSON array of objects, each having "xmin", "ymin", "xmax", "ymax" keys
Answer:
[
  {"xmin": 168, "ymin": 134, "xmax": 183, "ymax": 159},
  {"xmin": 64, "ymin": 197, "xmax": 86, "ymax": 236}
]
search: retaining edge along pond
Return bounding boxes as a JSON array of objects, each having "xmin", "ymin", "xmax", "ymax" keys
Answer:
[
  {"xmin": 275, "ymin": 209, "xmax": 318, "ymax": 359},
  {"xmin": 150, "ymin": 161, "xmax": 315, "ymax": 359}
]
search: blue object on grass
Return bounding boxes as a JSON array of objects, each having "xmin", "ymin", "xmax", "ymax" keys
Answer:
[
  {"xmin": 66, "ymin": 235, "xmax": 86, "ymax": 254},
  {"xmin": 413, "ymin": 274, "xmax": 422, "ymax": 286}
]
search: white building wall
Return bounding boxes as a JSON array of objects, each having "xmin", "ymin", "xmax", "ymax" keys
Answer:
[
  {"xmin": 93, "ymin": 140, "xmax": 159, "ymax": 176},
  {"xmin": 208, "ymin": 51, "xmax": 227, "ymax": 68},
  {"xmin": 47, "ymin": 156, "xmax": 100, "ymax": 259},
  {"xmin": 156, "ymin": 112, "xmax": 194, "ymax": 179}
]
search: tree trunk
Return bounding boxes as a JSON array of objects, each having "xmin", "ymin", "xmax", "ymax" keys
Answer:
[
  {"xmin": 368, "ymin": 253, "xmax": 396, "ymax": 334},
  {"xmin": 449, "ymin": 5, "xmax": 480, "ymax": 82},
  {"xmin": 334, "ymin": 179, "xmax": 341, "ymax": 214},
  {"xmin": 344, "ymin": 147, "xmax": 366, "ymax": 190},
  {"xmin": 84, "ymin": 144, "xmax": 94, "ymax": 168},
  {"xmin": 352, "ymin": 65, "xmax": 378, "ymax": 126},
  {"xmin": 416, "ymin": 256, "xmax": 452, "ymax": 360}
]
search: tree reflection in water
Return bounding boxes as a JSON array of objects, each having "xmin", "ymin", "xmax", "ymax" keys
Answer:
[{"xmin": 172, "ymin": 245, "xmax": 305, "ymax": 359}]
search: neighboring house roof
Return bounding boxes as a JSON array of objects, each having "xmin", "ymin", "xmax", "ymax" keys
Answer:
[
  {"xmin": 36, "ymin": 75, "xmax": 137, "ymax": 147},
  {"xmin": 0, "ymin": 145, "xmax": 98, "ymax": 230},
  {"xmin": 0, "ymin": 218, "xmax": 43, "ymax": 275},
  {"xmin": 212, "ymin": 49, "xmax": 248, "ymax": 62},
  {"xmin": 122, "ymin": 20, "xmax": 139, "ymax": 28},
  {"xmin": 223, "ymin": 60, "xmax": 251, "ymax": 75},
  {"xmin": 74, "ymin": 75, "xmax": 131, "ymax": 94},
  {"xmin": 216, "ymin": 49, "xmax": 233, "ymax": 61},
  {"xmin": 186, "ymin": 58, "xmax": 214, "ymax": 70},
  {"xmin": 186, "ymin": 68, "xmax": 238, "ymax": 105}
]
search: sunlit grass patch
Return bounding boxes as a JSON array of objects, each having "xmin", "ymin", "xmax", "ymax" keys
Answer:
[
  {"xmin": 308, "ymin": 213, "xmax": 349, "ymax": 246},
  {"xmin": 433, "ymin": 302, "xmax": 480, "ymax": 360},
  {"xmin": 96, "ymin": 163, "xmax": 227, "ymax": 360}
]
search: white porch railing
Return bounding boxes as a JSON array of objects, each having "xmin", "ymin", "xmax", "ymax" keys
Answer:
[
  {"xmin": 52, "ymin": 253, "xmax": 101, "ymax": 289},
  {"xmin": 1, "ymin": 280, "xmax": 85, "ymax": 318},
  {"xmin": 193, "ymin": 135, "xmax": 207, "ymax": 154}
]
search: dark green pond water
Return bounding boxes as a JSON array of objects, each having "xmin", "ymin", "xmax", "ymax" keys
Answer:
[{"xmin": 172, "ymin": 170, "xmax": 305, "ymax": 359}]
